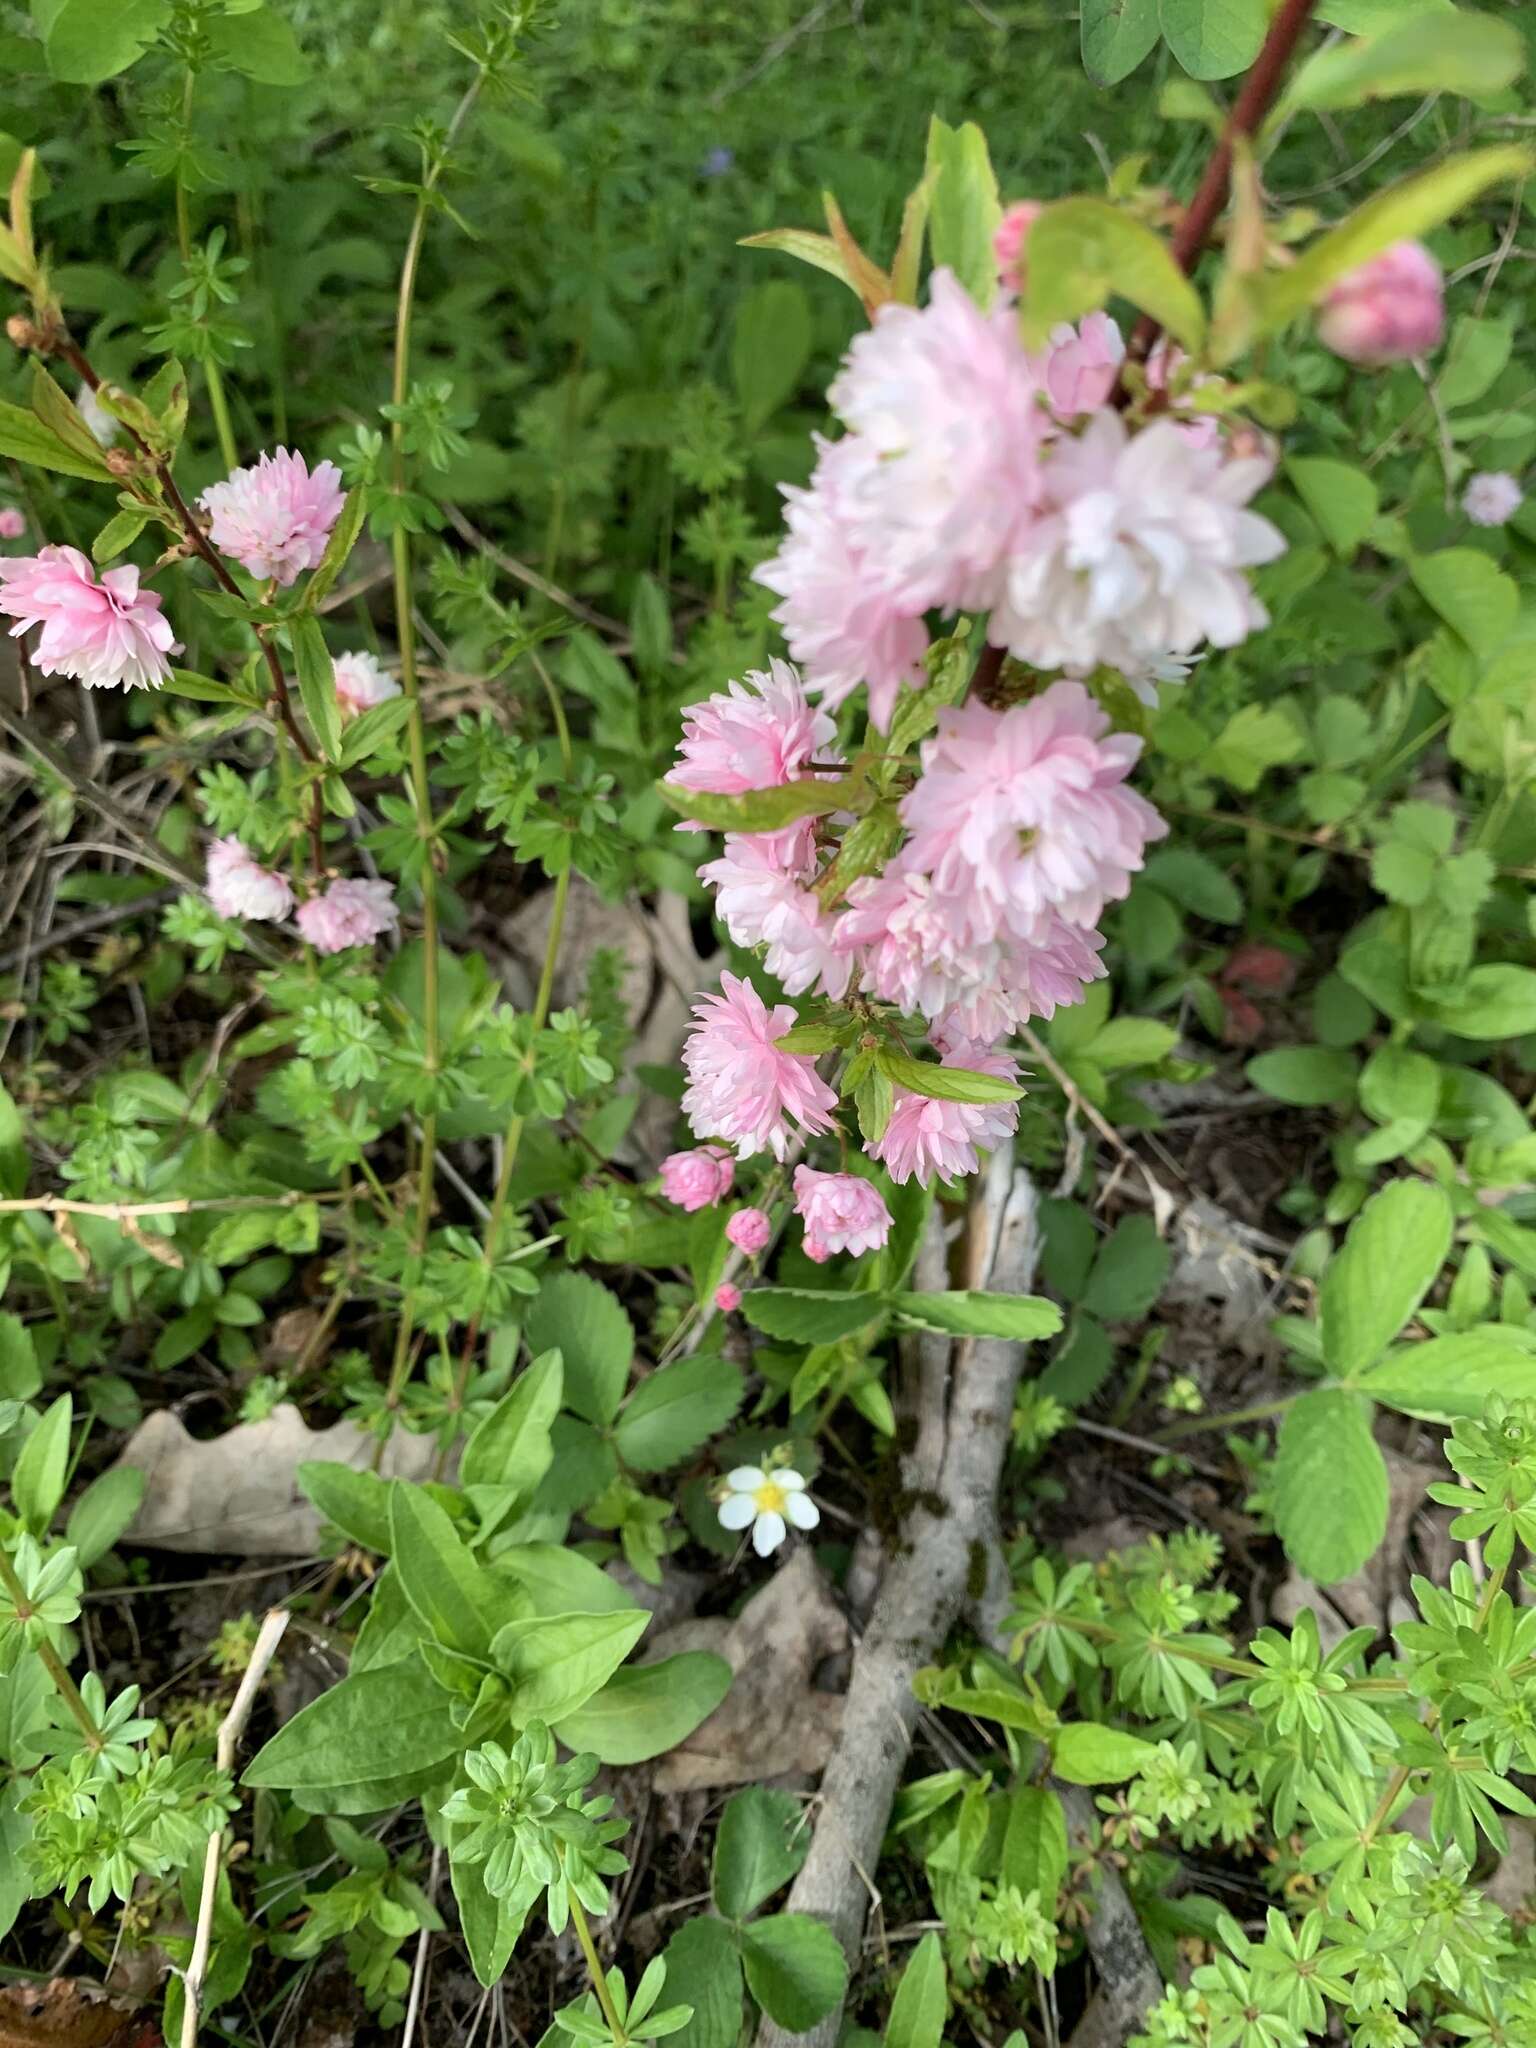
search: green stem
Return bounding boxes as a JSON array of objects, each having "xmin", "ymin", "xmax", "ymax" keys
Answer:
[
  {"xmin": 176, "ymin": 66, "xmax": 239, "ymax": 475},
  {"xmin": 0, "ymin": 1546, "xmax": 102, "ymax": 1750},
  {"xmin": 385, "ymin": 75, "xmax": 485, "ymax": 1380},
  {"xmin": 567, "ymin": 1884, "xmax": 627, "ymax": 2045},
  {"xmin": 1155, "ymin": 1394, "xmax": 1296, "ymax": 1443}
]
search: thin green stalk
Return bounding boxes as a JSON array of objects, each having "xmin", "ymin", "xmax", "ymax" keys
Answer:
[
  {"xmin": 386, "ymin": 74, "xmax": 486, "ymax": 1378},
  {"xmin": 1155, "ymin": 1394, "xmax": 1296, "ymax": 1443},
  {"xmin": 176, "ymin": 67, "xmax": 239, "ymax": 475},
  {"xmin": 0, "ymin": 1546, "xmax": 102, "ymax": 1749},
  {"xmin": 567, "ymin": 1884, "xmax": 627, "ymax": 2045}
]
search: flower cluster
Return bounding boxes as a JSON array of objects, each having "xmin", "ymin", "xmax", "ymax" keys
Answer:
[{"xmin": 754, "ymin": 266, "xmax": 1285, "ymax": 718}]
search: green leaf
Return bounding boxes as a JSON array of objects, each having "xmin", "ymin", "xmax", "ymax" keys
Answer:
[
  {"xmin": 245, "ymin": 1656, "xmax": 465, "ymax": 1790},
  {"xmin": 303, "ymin": 484, "xmax": 366, "ymax": 608},
  {"xmin": 1002, "ymin": 1788, "xmax": 1068, "ymax": 1910},
  {"xmin": 452, "ymin": 1852, "xmax": 531, "ymax": 1991},
  {"xmin": 657, "ymin": 776, "xmax": 862, "ymax": 834},
  {"xmin": 1141, "ymin": 846, "xmax": 1241, "ymax": 924},
  {"xmin": 64, "ymin": 1465, "xmax": 143, "ymax": 1569},
  {"xmin": 1052, "ymin": 1722, "xmax": 1156, "ymax": 1784},
  {"xmin": 1160, "ymin": 0, "xmax": 1266, "ymax": 79},
  {"xmin": 1361, "ymin": 1332, "xmax": 1536, "ymax": 1422},
  {"xmin": 737, "ymin": 228, "xmax": 865, "ymax": 304},
  {"xmin": 204, "ymin": 5, "xmax": 310, "ymax": 85},
  {"xmin": 740, "ymin": 1914, "xmax": 848, "ymax": 2032},
  {"xmin": 1357, "ymin": 1044, "xmax": 1440, "ymax": 1164},
  {"xmin": 1245, "ymin": 1046, "xmax": 1360, "ymax": 1107},
  {"xmin": 0, "ymin": 1314, "xmax": 40, "ymax": 1400},
  {"xmin": 1281, "ymin": 10, "xmax": 1524, "ymax": 113},
  {"xmin": 166, "ymin": 668, "xmax": 251, "ymax": 707},
  {"xmin": 91, "ymin": 506, "xmax": 151, "ymax": 565},
  {"xmin": 490, "ymin": 1609, "xmax": 650, "ymax": 1724},
  {"xmin": 1421, "ymin": 965, "xmax": 1536, "ymax": 1041},
  {"xmin": 1206, "ymin": 703, "xmax": 1306, "ymax": 790},
  {"xmin": 1080, "ymin": 1215, "xmax": 1170, "ymax": 1320},
  {"xmin": 1081, "ymin": 0, "xmax": 1161, "ymax": 85},
  {"xmin": 878, "ymin": 1050, "xmax": 1023, "ymax": 1105},
  {"xmin": 1272, "ymin": 1387, "xmax": 1389, "ymax": 1582},
  {"xmin": 0, "ymin": 1081, "xmax": 26, "ymax": 1200},
  {"xmin": 43, "ymin": 0, "xmax": 169, "ymax": 83},
  {"xmin": 552, "ymin": 1651, "xmax": 732, "ymax": 1765},
  {"xmin": 290, "ymin": 616, "xmax": 341, "ymax": 762},
  {"xmin": 886, "ymin": 1933, "xmax": 947, "ymax": 2048},
  {"xmin": 1438, "ymin": 314, "xmax": 1514, "ymax": 409},
  {"xmin": 661, "ymin": 1917, "xmax": 744, "ymax": 2048},
  {"xmin": 1287, "ymin": 458, "xmax": 1379, "ymax": 557},
  {"xmin": 0, "ymin": 398, "xmax": 114, "ymax": 482},
  {"xmin": 615, "ymin": 1354, "xmax": 745, "ymax": 1474},
  {"xmin": 1321, "ymin": 1178, "xmax": 1453, "ymax": 1378},
  {"xmin": 924, "ymin": 115, "xmax": 1003, "ymax": 308},
  {"xmin": 1084, "ymin": 1017, "xmax": 1179, "ymax": 1071},
  {"xmin": 742, "ymin": 1288, "xmax": 885, "ymax": 1344},
  {"xmin": 890, "ymin": 1291, "xmax": 1064, "ymax": 1340},
  {"xmin": 714, "ymin": 1786, "xmax": 809, "ymax": 1921},
  {"xmin": 298, "ymin": 1462, "xmax": 393, "ymax": 1553},
  {"xmin": 524, "ymin": 1271, "xmax": 633, "ymax": 1426},
  {"xmin": 1021, "ymin": 198, "xmax": 1205, "ymax": 353},
  {"xmin": 492, "ymin": 1543, "xmax": 630, "ymax": 1618},
  {"xmin": 12, "ymin": 1394, "xmax": 71, "ymax": 1534},
  {"xmin": 462, "ymin": 1348, "xmax": 563, "ymax": 1498},
  {"xmin": 389, "ymin": 1483, "xmax": 497, "ymax": 1657},
  {"xmin": 1227, "ymin": 146, "xmax": 1533, "ymax": 359},
  {"xmin": 1411, "ymin": 549, "xmax": 1519, "ymax": 655},
  {"xmin": 732, "ymin": 280, "xmax": 812, "ymax": 433}
]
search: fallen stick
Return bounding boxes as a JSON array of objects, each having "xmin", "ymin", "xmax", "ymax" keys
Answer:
[
  {"xmin": 755, "ymin": 1149, "xmax": 1039, "ymax": 2048},
  {"xmin": 179, "ymin": 1607, "xmax": 289, "ymax": 2048}
]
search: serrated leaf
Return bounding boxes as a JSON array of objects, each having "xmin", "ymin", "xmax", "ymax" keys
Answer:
[
  {"xmin": 91, "ymin": 505, "xmax": 151, "ymax": 564},
  {"xmin": 1361, "ymin": 1332, "xmax": 1536, "ymax": 1421},
  {"xmin": 657, "ymin": 776, "xmax": 863, "ymax": 833},
  {"xmin": 1411, "ymin": 549, "xmax": 1519, "ymax": 655},
  {"xmin": 742, "ymin": 1288, "xmax": 885, "ymax": 1344},
  {"xmin": 524, "ymin": 1272, "xmax": 633, "ymax": 1426},
  {"xmin": 615, "ymin": 1353, "xmax": 744, "ymax": 1473},
  {"xmin": 1272, "ymin": 1387, "xmax": 1389, "ymax": 1582},
  {"xmin": 713, "ymin": 1786, "xmax": 808, "ymax": 1920},
  {"xmin": 890, "ymin": 1290, "xmax": 1063, "ymax": 1340},
  {"xmin": 878, "ymin": 1050, "xmax": 1023, "ymax": 1105},
  {"xmin": 1321, "ymin": 1178, "xmax": 1452, "ymax": 1377}
]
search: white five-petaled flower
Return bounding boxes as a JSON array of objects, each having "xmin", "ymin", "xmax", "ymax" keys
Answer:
[{"xmin": 717, "ymin": 1465, "xmax": 819, "ymax": 1558}]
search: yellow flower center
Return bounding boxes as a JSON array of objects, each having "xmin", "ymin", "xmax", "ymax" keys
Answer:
[{"xmin": 752, "ymin": 1481, "xmax": 788, "ymax": 1516}]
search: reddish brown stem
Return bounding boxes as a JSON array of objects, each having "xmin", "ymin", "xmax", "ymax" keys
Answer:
[
  {"xmin": 1126, "ymin": 0, "xmax": 1320, "ymax": 363},
  {"xmin": 46, "ymin": 327, "xmax": 327, "ymax": 867}
]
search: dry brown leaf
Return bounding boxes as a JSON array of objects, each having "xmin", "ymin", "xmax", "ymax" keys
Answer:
[
  {"xmin": 114, "ymin": 1404, "xmax": 439, "ymax": 1555},
  {"xmin": 650, "ymin": 1548, "xmax": 846, "ymax": 1793},
  {"xmin": 0, "ymin": 1982, "xmax": 149, "ymax": 2048}
]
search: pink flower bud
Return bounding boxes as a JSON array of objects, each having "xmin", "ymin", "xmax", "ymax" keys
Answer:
[
  {"xmin": 726, "ymin": 1206, "xmax": 772, "ymax": 1254},
  {"xmin": 793, "ymin": 1166, "xmax": 891, "ymax": 1259},
  {"xmin": 803, "ymin": 1233, "xmax": 833, "ymax": 1265},
  {"xmin": 295, "ymin": 877, "xmax": 397, "ymax": 955},
  {"xmin": 659, "ymin": 1147, "xmax": 735, "ymax": 1212},
  {"xmin": 0, "ymin": 508, "xmax": 25, "ymax": 541},
  {"xmin": 1317, "ymin": 241, "xmax": 1443, "ymax": 366},
  {"xmin": 714, "ymin": 1282, "xmax": 742, "ymax": 1314},
  {"xmin": 994, "ymin": 201, "xmax": 1042, "ymax": 291}
]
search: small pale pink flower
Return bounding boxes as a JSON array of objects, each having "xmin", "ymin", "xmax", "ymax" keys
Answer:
[
  {"xmin": 1317, "ymin": 241, "xmax": 1443, "ymax": 365},
  {"xmin": 699, "ymin": 832, "xmax": 850, "ymax": 998},
  {"xmin": 898, "ymin": 682, "xmax": 1166, "ymax": 935},
  {"xmin": 994, "ymin": 200, "xmax": 1042, "ymax": 291},
  {"xmin": 726, "ymin": 1207, "xmax": 772, "ymax": 1254},
  {"xmin": 867, "ymin": 1039, "xmax": 1021, "ymax": 1187},
  {"xmin": 296, "ymin": 877, "xmax": 397, "ymax": 954},
  {"xmin": 672, "ymin": 659, "xmax": 835, "ymax": 797},
  {"xmin": 1038, "ymin": 312, "xmax": 1124, "ymax": 418},
  {"xmin": 793, "ymin": 1167, "xmax": 891, "ymax": 1259},
  {"xmin": 0, "ymin": 545, "xmax": 178, "ymax": 691},
  {"xmin": 714, "ymin": 1282, "xmax": 742, "ymax": 1314},
  {"xmin": 989, "ymin": 412, "xmax": 1285, "ymax": 681},
  {"xmin": 333, "ymin": 649, "xmax": 401, "ymax": 717},
  {"xmin": 755, "ymin": 434, "xmax": 930, "ymax": 729},
  {"xmin": 201, "ymin": 448, "xmax": 345, "ymax": 587},
  {"xmin": 837, "ymin": 870, "xmax": 1106, "ymax": 1040},
  {"xmin": 827, "ymin": 269, "xmax": 1046, "ymax": 612},
  {"xmin": 681, "ymin": 971, "xmax": 838, "ymax": 1161},
  {"xmin": 659, "ymin": 1147, "xmax": 735, "ymax": 1212},
  {"xmin": 0, "ymin": 508, "xmax": 25, "ymax": 541},
  {"xmin": 1463, "ymin": 471, "xmax": 1523, "ymax": 528},
  {"xmin": 205, "ymin": 835, "xmax": 293, "ymax": 922}
]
